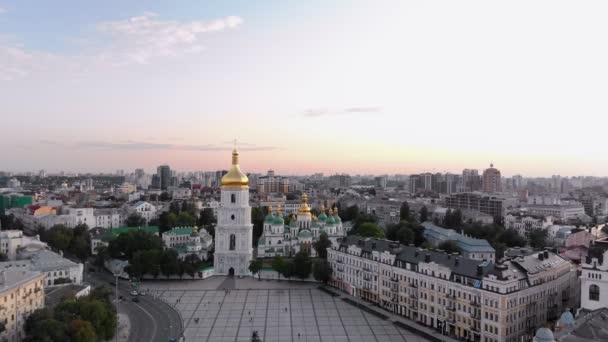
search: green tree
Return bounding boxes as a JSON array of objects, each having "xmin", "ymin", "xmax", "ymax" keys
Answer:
[
  {"xmin": 107, "ymin": 230, "xmax": 162, "ymax": 260},
  {"xmin": 438, "ymin": 240, "xmax": 460, "ymax": 254},
  {"xmin": 356, "ymin": 222, "xmax": 385, "ymax": 238},
  {"xmin": 293, "ymin": 250, "xmax": 312, "ymax": 279},
  {"xmin": 400, "ymin": 201, "xmax": 410, "ymax": 221},
  {"xmin": 160, "ymin": 249, "xmax": 179, "ymax": 277},
  {"xmin": 251, "ymin": 207, "xmax": 265, "ymax": 245},
  {"xmin": 497, "ymin": 229, "xmax": 527, "ymax": 247},
  {"xmin": 312, "ymin": 259, "xmax": 332, "ymax": 283},
  {"xmin": 341, "ymin": 205, "xmax": 360, "ymax": 222},
  {"xmin": 271, "ymin": 256, "xmax": 287, "ymax": 280},
  {"xmin": 25, "ymin": 318, "xmax": 68, "ymax": 342},
  {"xmin": 176, "ymin": 211, "xmax": 195, "ymax": 227},
  {"xmin": 313, "ymin": 232, "xmax": 332, "ymax": 259},
  {"xmin": 529, "ymin": 228, "xmax": 548, "ymax": 249},
  {"xmin": 419, "ymin": 206, "xmax": 429, "ymax": 222},
  {"xmin": 125, "ymin": 213, "xmax": 146, "ymax": 227},
  {"xmin": 69, "ymin": 319, "xmax": 97, "ymax": 342},
  {"xmin": 46, "ymin": 225, "xmax": 74, "ymax": 252},
  {"xmin": 249, "ymin": 259, "xmax": 263, "ymax": 279},
  {"xmin": 198, "ymin": 208, "xmax": 216, "ymax": 226}
]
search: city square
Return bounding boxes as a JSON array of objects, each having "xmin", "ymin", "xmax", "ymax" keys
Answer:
[{"xmin": 144, "ymin": 277, "xmax": 431, "ymax": 342}]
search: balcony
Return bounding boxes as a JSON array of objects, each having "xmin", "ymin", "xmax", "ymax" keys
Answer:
[
  {"xmin": 336, "ymin": 259, "xmax": 343, "ymax": 264},
  {"xmin": 390, "ymin": 277, "xmax": 398, "ymax": 283},
  {"xmin": 409, "ymin": 283, "xmax": 418, "ymax": 288},
  {"xmin": 409, "ymin": 294, "xmax": 418, "ymax": 299},
  {"xmin": 363, "ymin": 276, "xmax": 372, "ymax": 281},
  {"xmin": 391, "ymin": 286, "xmax": 398, "ymax": 293},
  {"xmin": 447, "ymin": 306, "xmax": 456, "ymax": 312},
  {"xmin": 470, "ymin": 301, "xmax": 480, "ymax": 307}
]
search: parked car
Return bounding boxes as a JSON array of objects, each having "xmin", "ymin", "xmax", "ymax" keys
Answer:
[
  {"xmin": 131, "ymin": 297, "xmax": 140, "ymax": 303},
  {"xmin": 130, "ymin": 290, "xmax": 138, "ymax": 296}
]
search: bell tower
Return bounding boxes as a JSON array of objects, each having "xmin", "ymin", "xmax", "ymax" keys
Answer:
[{"xmin": 213, "ymin": 148, "xmax": 253, "ymax": 276}]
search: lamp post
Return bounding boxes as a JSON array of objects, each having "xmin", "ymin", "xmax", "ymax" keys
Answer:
[{"xmin": 113, "ymin": 273, "xmax": 119, "ymax": 342}]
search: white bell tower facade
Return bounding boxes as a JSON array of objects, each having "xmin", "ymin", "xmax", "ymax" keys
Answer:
[{"xmin": 213, "ymin": 148, "xmax": 253, "ymax": 276}]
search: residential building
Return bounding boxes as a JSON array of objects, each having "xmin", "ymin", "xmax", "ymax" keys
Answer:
[
  {"xmin": 0, "ymin": 269, "xmax": 45, "ymax": 342},
  {"xmin": 527, "ymin": 204, "xmax": 585, "ymax": 221},
  {"xmin": 375, "ymin": 176, "xmax": 388, "ymax": 189},
  {"xmin": 1, "ymin": 249, "xmax": 83, "ymax": 287},
  {"xmin": 446, "ymin": 193, "xmax": 505, "ymax": 219},
  {"xmin": 128, "ymin": 201, "xmax": 158, "ymax": 223},
  {"xmin": 257, "ymin": 170, "xmax": 290, "ymax": 194},
  {"xmin": 328, "ymin": 236, "xmax": 579, "ymax": 342},
  {"xmin": 0, "ymin": 230, "xmax": 47, "ymax": 260},
  {"xmin": 422, "ymin": 222, "xmax": 496, "ymax": 262},
  {"xmin": 93, "ymin": 208, "xmax": 122, "ymax": 228},
  {"xmin": 157, "ymin": 165, "xmax": 172, "ymax": 190},
  {"xmin": 504, "ymin": 215, "xmax": 553, "ymax": 238},
  {"xmin": 462, "ymin": 169, "xmax": 482, "ymax": 192},
  {"xmin": 482, "ymin": 164, "xmax": 502, "ymax": 193},
  {"xmin": 328, "ymin": 174, "xmax": 352, "ymax": 188}
]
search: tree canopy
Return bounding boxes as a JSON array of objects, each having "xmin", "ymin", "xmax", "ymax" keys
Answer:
[
  {"xmin": 125, "ymin": 213, "xmax": 146, "ymax": 227},
  {"xmin": 313, "ymin": 232, "xmax": 332, "ymax": 259},
  {"xmin": 312, "ymin": 259, "xmax": 332, "ymax": 283},
  {"xmin": 352, "ymin": 222, "xmax": 385, "ymax": 238},
  {"xmin": 399, "ymin": 202, "xmax": 410, "ymax": 221}
]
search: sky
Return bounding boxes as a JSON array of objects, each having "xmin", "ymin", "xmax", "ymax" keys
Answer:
[{"xmin": 1, "ymin": 1, "xmax": 608, "ymax": 177}]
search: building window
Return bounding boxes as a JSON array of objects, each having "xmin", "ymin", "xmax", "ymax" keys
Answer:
[
  {"xmin": 589, "ymin": 284, "xmax": 600, "ymax": 301},
  {"xmin": 231, "ymin": 194, "xmax": 236, "ymax": 203},
  {"xmin": 229, "ymin": 234, "xmax": 236, "ymax": 250}
]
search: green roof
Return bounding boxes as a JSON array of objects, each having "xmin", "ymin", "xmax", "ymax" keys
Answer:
[
  {"xmin": 318, "ymin": 212, "xmax": 327, "ymax": 221},
  {"xmin": 273, "ymin": 216, "xmax": 284, "ymax": 225},
  {"xmin": 298, "ymin": 229, "xmax": 312, "ymax": 238},
  {"xmin": 264, "ymin": 213, "xmax": 275, "ymax": 223},
  {"xmin": 164, "ymin": 227, "xmax": 194, "ymax": 236}
]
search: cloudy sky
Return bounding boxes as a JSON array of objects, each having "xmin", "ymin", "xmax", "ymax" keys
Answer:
[{"xmin": 1, "ymin": 0, "xmax": 607, "ymax": 176}]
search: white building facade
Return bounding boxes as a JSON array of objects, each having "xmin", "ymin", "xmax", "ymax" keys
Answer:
[
  {"xmin": 580, "ymin": 249, "xmax": 608, "ymax": 311},
  {"xmin": 213, "ymin": 149, "xmax": 253, "ymax": 276}
]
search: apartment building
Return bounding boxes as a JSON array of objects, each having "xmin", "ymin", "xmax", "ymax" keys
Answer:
[
  {"xmin": 328, "ymin": 236, "xmax": 579, "ymax": 342},
  {"xmin": 445, "ymin": 193, "xmax": 505, "ymax": 220},
  {"xmin": 580, "ymin": 248, "xmax": 608, "ymax": 311},
  {"xmin": 0, "ymin": 269, "xmax": 45, "ymax": 342},
  {"xmin": 504, "ymin": 215, "xmax": 553, "ymax": 238}
]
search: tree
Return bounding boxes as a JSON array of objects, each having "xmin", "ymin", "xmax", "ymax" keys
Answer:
[
  {"xmin": 176, "ymin": 211, "xmax": 195, "ymax": 227},
  {"xmin": 0, "ymin": 252, "xmax": 8, "ymax": 261},
  {"xmin": 341, "ymin": 205, "xmax": 360, "ymax": 222},
  {"xmin": 251, "ymin": 207, "xmax": 265, "ymax": 246},
  {"xmin": 438, "ymin": 240, "xmax": 460, "ymax": 254},
  {"xmin": 69, "ymin": 319, "xmax": 97, "ymax": 342},
  {"xmin": 497, "ymin": 229, "xmax": 527, "ymax": 247},
  {"xmin": 24, "ymin": 318, "xmax": 68, "ymax": 342},
  {"xmin": 419, "ymin": 206, "xmax": 429, "ymax": 222},
  {"xmin": 271, "ymin": 256, "xmax": 287, "ymax": 280},
  {"xmin": 355, "ymin": 222, "xmax": 384, "ymax": 238},
  {"xmin": 45, "ymin": 225, "xmax": 74, "ymax": 252},
  {"xmin": 313, "ymin": 232, "xmax": 332, "ymax": 259},
  {"xmin": 107, "ymin": 230, "xmax": 162, "ymax": 260},
  {"xmin": 312, "ymin": 260, "xmax": 332, "ymax": 283},
  {"xmin": 249, "ymin": 259, "xmax": 263, "ymax": 279},
  {"xmin": 198, "ymin": 208, "xmax": 216, "ymax": 227},
  {"xmin": 125, "ymin": 213, "xmax": 146, "ymax": 227},
  {"xmin": 160, "ymin": 249, "xmax": 179, "ymax": 277},
  {"xmin": 400, "ymin": 202, "xmax": 410, "ymax": 221},
  {"xmin": 292, "ymin": 250, "xmax": 312, "ymax": 279},
  {"xmin": 529, "ymin": 228, "xmax": 548, "ymax": 249}
]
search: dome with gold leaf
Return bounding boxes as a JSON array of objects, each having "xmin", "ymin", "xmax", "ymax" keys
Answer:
[
  {"xmin": 221, "ymin": 149, "xmax": 249, "ymax": 189},
  {"xmin": 298, "ymin": 193, "xmax": 312, "ymax": 216}
]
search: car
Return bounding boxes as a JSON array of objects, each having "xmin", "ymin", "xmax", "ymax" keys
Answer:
[
  {"xmin": 119, "ymin": 295, "xmax": 125, "ymax": 301},
  {"xmin": 130, "ymin": 290, "xmax": 138, "ymax": 296},
  {"xmin": 168, "ymin": 338, "xmax": 178, "ymax": 342},
  {"xmin": 131, "ymin": 297, "xmax": 139, "ymax": 303}
]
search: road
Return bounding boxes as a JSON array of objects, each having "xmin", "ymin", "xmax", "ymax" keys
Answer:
[{"xmin": 88, "ymin": 271, "xmax": 183, "ymax": 342}]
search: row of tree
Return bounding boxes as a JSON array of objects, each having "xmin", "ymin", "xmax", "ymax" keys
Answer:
[
  {"xmin": 100, "ymin": 229, "xmax": 207, "ymax": 278},
  {"xmin": 24, "ymin": 287, "xmax": 117, "ymax": 342},
  {"xmin": 40, "ymin": 224, "xmax": 91, "ymax": 261}
]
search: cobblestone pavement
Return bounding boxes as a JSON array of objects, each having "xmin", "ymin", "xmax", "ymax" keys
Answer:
[{"xmin": 146, "ymin": 277, "xmax": 430, "ymax": 342}]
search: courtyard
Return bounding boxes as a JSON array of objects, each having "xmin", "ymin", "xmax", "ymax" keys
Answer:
[{"xmin": 142, "ymin": 277, "xmax": 431, "ymax": 342}]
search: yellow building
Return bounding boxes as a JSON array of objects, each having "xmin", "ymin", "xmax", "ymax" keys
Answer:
[{"xmin": 0, "ymin": 269, "xmax": 45, "ymax": 342}]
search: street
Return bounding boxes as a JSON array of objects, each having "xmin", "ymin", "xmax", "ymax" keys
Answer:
[{"xmin": 88, "ymin": 271, "xmax": 183, "ymax": 342}]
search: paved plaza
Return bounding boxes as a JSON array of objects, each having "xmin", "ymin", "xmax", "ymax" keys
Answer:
[{"xmin": 145, "ymin": 277, "xmax": 430, "ymax": 342}]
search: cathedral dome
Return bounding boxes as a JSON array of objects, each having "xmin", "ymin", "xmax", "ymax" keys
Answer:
[
  {"xmin": 533, "ymin": 328, "xmax": 555, "ymax": 342},
  {"xmin": 298, "ymin": 193, "xmax": 312, "ymax": 216},
  {"xmin": 273, "ymin": 215, "xmax": 284, "ymax": 225},
  {"xmin": 298, "ymin": 229, "xmax": 312, "ymax": 239},
  {"xmin": 221, "ymin": 149, "xmax": 249, "ymax": 189},
  {"xmin": 318, "ymin": 205, "xmax": 327, "ymax": 221},
  {"xmin": 264, "ymin": 205, "xmax": 275, "ymax": 223}
]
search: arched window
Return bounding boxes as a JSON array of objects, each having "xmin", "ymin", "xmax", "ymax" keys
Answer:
[
  {"xmin": 229, "ymin": 234, "xmax": 236, "ymax": 251},
  {"xmin": 231, "ymin": 194, "xmax": 236, "ymax": 203},
  {"xmin": 590, "ymin": 284, "xmax": 600, "ymax": 301}
]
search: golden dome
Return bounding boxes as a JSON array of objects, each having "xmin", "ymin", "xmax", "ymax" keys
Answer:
[
  {"xmin": 320, "ymin": 204, "xmax": 326, "ymax": 212},
  {"xmin": 221, "ymin": 149, "xmax": 249, "ymax": 189},
  {"xmin": 276, "ymin": 204, "xmax": 282, "ymax": 215},
  {"xmin": 298, "ymin": 193, "xmax": 312, "ymax": 216}
]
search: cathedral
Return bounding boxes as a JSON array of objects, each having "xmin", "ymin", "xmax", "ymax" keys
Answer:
[
  {"xmin": 257, "ymin": 194, "xmax": 347, "ymax": 258},
  {"xmin": 213, "ymin": 148, "xmax": 253, "ymax": 276}
]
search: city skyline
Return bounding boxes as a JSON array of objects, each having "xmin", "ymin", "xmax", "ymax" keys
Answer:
[{"xmin": 2, "ymin": 0, "xmax": 608, "ymax": 176}]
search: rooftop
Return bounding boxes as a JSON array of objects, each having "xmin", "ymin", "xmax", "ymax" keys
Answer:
[{"xmin": 0, "ymin": 268, "xmax": 43, "ymax": 294}]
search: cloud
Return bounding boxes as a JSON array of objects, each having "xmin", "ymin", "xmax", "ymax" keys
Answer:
[
  {"xmin": 302, "ymin": 107, "xmax": 382, "ymax": 117},
  {"xmin": 0, "ymin": 12, "xmax": 243, "ymax": 80},
  {"xmin": 41, "ymin": 140, "xmax": 276, "ymax": 152},
  {"xmin": 96, "ymin": 12, "xmax": 243, "ymax": 65},
  {"xmin": 0, "ymin": 7, "xmax": 5, "ymax": 14}
]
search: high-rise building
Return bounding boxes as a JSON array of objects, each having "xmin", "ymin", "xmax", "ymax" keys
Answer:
[
  {"xmin": 446, "ymin": 192, "xmax": 505, "ymax": 219},
  {"xmin": 462, "ymin": 169, "xmax": 482, "ymax": 192},
  {"xmin": 374, "ymin": 176, "xmax": 387, "ymax": 189},
  {"xmin": 213, "ymin": 148, "xmax": 253, "ymax": 276},
  {"xmin": 157, "ymin": 165, "xmax": 172, "ymax": 190},
  {"xmin": 482, "ymin": 164, "xmax": 502, "ymax": 193}
]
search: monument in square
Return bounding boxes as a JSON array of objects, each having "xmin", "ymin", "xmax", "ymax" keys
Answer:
[{"xmin": 213, "ymin": 147, "xmax": 253, "ymax": 276}]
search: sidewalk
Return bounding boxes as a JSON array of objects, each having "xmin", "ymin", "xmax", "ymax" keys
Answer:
[
  {"xmin": 115, "ymin": 313, "xmax": 130, "ymax": 342},
  {"xmin": 321, "ymin": 286, "xmax": 460, "ymax": 342}
]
